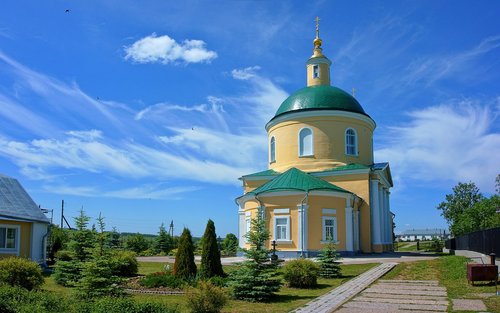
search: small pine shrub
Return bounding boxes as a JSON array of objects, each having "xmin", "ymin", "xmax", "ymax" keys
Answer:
[
  {"xmin": 109, "ymin": 250, "xmax": 138, "ymax": 277},
  {"xmin": 77, "ymin": 258, "xmax": 124, "ymax": 298},
  {"xmin": 186, "ymin": 281, "xmax": 227, "ymax": 313},
  {"xmin": 282, "ymin": 259, "xmax": 319, "ymax": 288},
  {"xmin": 53, "ymin": 260, "xmax": 84, "ymax": 286},
  {"xmin": 199, "ymin": 220, "xmax": 224, "ymax": 279},
  {"xmin": 55, "ymin": 249, "xmax": 73, "ymax": 261},
  {"xmin": 139, "ymin": 272, "xmax": 185, "ymax": 289},
  {"xmin": 318, "ymin": 241, "xmax": 342, "ymax": 278},
  {"xmin": 173, "ymin": 228, "xmax": 197, "ymax": 280},
  {"xmin": 0, "ymin": 257, "xmax": 44, "ymax": 290}
]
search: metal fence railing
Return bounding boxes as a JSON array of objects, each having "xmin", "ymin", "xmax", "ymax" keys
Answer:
[{"xmin": 445, "ymin": 227, "xmax": 500, "ymax": 255}]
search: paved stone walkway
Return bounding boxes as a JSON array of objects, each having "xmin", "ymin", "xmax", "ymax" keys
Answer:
[
  {"xmin": 336, "ymin": 280, "xmax": 449, "ymax": 312},
  {"xmin": 291, "ymin": 263, "xmax": 397, "ymax": 313}
]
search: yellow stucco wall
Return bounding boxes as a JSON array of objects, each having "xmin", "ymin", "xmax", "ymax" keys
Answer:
[
  {"xmin": 306, "ymin": 62, "xmax": 330, "ymax": 86},
  {"xmin": 0, "ymin": 219, "xmax": 32, "ymax": 259},
  {"xmin": 267, "ymin": 116, "xmax": 374, "ymax": 173},
  {"xmin": 307, "ymin": 196, "xmax": 347, "ymax": 250}
]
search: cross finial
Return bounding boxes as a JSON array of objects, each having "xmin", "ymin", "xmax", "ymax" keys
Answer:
[{"xmin": 315, "ymin": 16, "xmax": 320, "ymax": 39}]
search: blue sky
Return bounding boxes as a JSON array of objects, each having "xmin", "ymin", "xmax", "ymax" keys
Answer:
[{"xmin": 0, "ymin": 1, "xmax": 499, "ymax": 237}]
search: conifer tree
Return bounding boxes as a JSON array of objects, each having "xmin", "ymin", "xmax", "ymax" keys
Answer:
[
  {"xmin": 173, "ymin": 228, "xmax": 197, "ymax": 279},
  {"xmin": 200, "ymin": 219, "xmax": 224, "ymax": 278},
  {"xmin": 70, "ymin": 209, "xmax": 95, "ymax": 262},
  {"xmin": 317, "ymin": 238, "xmax": 342, "ymax": 278},
  {"xmin": 229, "ymin": 214, "xmax": 281, "ymax": 301},
  {"xmin": 155, "ymin": 223, "xmax": 173, "ymax": 255}
]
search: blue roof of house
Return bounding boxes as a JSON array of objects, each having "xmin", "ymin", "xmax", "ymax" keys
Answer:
[{"xmin": 0, "ymin": 174, "xmax": 50, "ymax": 223}]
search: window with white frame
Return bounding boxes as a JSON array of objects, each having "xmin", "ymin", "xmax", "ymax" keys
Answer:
[
  {"xmin": 322, "ymin": 217, "xmax": 337, "ymax": 241},
  {"xmin": 274, "ymin": 216, "xmax": 290, "ymax": 241},
  {"xmin": 345, "ymin": 128, "xmax": 357, "ymax": 156},
  {"xmin": 299, "ymin": 128, "xmax": 313, "ymax": 156},
  {"xmin": 312, "ymin": 65, "xmax": 320, "ymax": 78},
  {"xmin": 270, "ymin": 136, "xmax": 276, "ymax": 162},
  {"xmin": 0, "ymin": 226, "xmax": 17, "ymax": 250}
]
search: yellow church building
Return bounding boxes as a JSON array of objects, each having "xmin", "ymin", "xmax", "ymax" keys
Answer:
[{"xmin": 236, "ymin": 23, "xmax": 394, "ymax": 256}]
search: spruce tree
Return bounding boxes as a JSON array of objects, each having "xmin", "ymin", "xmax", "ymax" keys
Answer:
[
  {"xmin": 173, "ymin": 228, "xmax": 197, "ymax": 279},
  {"xmin": 70, "ymin": 209, "xmax": 95, "ymax": 262},
  {"xmin": 155, "ymin": 223, "xmax": 173, "ymax": 255},
  {"xmin": 317, "ymin": 239, "xmax": 342, "ymax": 278},
  {"xmin": 229, "ymin": 214, "xmax": 281, "ymax": 301},
  {"xmin": 200, "ymin": 219, "xmax": 224, "ymax": 278}
]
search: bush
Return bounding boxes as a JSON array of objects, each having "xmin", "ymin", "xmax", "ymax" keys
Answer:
[
  {"xmin": 53, "ymin": 260, "xmax": 84, "ymax": 286},
  {"xmin": 109, "ymin": 250, "xmax": 138, "ymax": 277},
  {"xmin": 282, "ymin": 259, "xmax": 319, "ymax": 288},
  {"xmin": 0, "ymin": 285, "xmax": 69, "ymax": 313},
  {"xmin": 0, "ymin": 257, "xmax": 44, "ymax": 290},
  {"xmin": 186, "ymin": 281, "xmax": 227, "ymax": 313},
  {"xmin": 139, "ymin": 272, "xmax": 185, "ymax": 289},
  {"xmin": 0, "ymin": 285, "xmax": 179, "ymax": 313}
]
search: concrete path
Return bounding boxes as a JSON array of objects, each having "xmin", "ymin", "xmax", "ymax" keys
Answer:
[
  {"xmin": 290, "ymin": 263, "xmax": 397, "ymax": 313},
  {"xmin": 137, "ymin": 252, "xmax": 438, "ymax": 265},
  {"xmin": 336, "ymin": 280, "xmax": 449, "ymax": 312}
]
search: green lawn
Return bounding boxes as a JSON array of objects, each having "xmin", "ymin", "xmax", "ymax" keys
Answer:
[
  {"xmin": 44, "ymin": 261, "xmax": 378, "ymax": 313},
  {"xmin": 383, "ymin": 255, "xmax": 499, "ymax": 312}
]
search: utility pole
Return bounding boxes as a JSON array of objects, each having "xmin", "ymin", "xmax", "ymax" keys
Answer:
[
  {"xmin": 169, "ymin": 220, "xmax": 174, "ymax": 237},
  {"xmin": 60, "ymin": 200, "xmax": 64, "ymax": 228}
]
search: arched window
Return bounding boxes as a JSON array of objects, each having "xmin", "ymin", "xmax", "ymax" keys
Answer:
[
  {"xmin": 299, "ymin": 128, "xmax": 313, "ymax": 156},
  {"xmin": 270, "ymin": 136, "xmax": 276, "ymax": 163},
  {"xmin": 345, "ymin": 128, "xmax": 357, "ymax": 156}
]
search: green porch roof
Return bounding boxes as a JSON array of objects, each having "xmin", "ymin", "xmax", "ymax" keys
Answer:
[
  {"xmin": 240, "ymin": 169, "xmax": 280, "ymax": 179},
  {"xmin": 248, "ymin": 167, "xmax": 350, "ymax": 196}
]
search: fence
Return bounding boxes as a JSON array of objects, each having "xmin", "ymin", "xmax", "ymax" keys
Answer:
[{"xmin": 445, "ymin": 227, "xmax": 500, "ymax": 255}]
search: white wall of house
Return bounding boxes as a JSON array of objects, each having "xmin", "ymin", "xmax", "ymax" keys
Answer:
[{"xmin": 30, "ymin": 222, "xmax": 49, "ymax": 263}]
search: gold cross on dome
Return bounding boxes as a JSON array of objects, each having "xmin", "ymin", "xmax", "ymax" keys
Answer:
[{"xmin": 315, "ymin": 16, "xmax": 320, "ymax": 38}]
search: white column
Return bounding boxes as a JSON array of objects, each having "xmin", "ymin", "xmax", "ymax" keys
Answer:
[
  {"xmin": 354, "ymin": 210, "xmax": 360, "ymax": 251},
  {"xmin": 345, "ymin": 206, "xmax": 354, "ymax": 252},
  {"xmin": 238, "ymin": 208, "xmax": 246, "ymax": 249},
  {"xmin": 297, "ymin": 204, "xmax": 309, "ymax": 255},
  {"xmin": 370, "ymin": 180, "xmax": 382, "ymax": 245},
  {"xmin": 385, "ymin": 190, "xmax": 391, "ymax": 243},
  {"xmin": 378, "ymin": 185, "xmax": 385, "ymax": 246}
]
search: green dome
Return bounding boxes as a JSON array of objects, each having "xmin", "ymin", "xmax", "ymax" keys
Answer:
[{"xmin": 273, "ymin": 85, "xmax": 369, "ymax": 119}]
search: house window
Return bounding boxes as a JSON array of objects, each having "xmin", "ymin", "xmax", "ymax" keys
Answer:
[
  {"xmin": 322, "ymin": 217, "xmax": 337, "ymax": 241},
  {"xmin": 0, "ymin": 226, "xmax": 17, "ymax": 249},
  {"xmin": 345, "ymin": 128, "xmax": 357, "ymax": 156},
  {"xmin": 299, "ymin": 128, "xmax": 313, "ymax": 156},
  {"xmin": 270, "ymin": 136, "xmax": 276, "ymax": 162},
  {"xmin": 312, "ymin": 65, "xmax": 320, "ymax": 78},
  {"xmin": 274, "ymin": 216, "xmax": 290, "ymax": 241}
]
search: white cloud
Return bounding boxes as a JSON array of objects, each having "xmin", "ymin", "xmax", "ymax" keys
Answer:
[
  {"xmin": 66, "ymin": 129, "xmax": 103, "ymax": 140},
  {"xmin": 43, "ymin": 184, "xmax": 199, "ymax": 200},
  {"xmin": 135, "ymin": 103, "xmax": 208, "ymax": 120},
  {"xmin": 404, "ymin": 36, "xmax": 500, "ymax": 85},
  {"xmin": 124, "ymin": 33, "xmax": 217, "ymax": 64},
  {"xmin": 375, "ymin": 99, "xmax": 500, "ymax": 193},
  {"xmin": 231, "ymin": 66, "xmax": 261, "ymax": 80}
]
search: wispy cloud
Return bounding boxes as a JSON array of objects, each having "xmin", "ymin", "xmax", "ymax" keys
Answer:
[
  {"xmin": 375, "ymin": 99, "xmax": 500, "ymax": 193},
  {"xmin": 124, "ymin": 33, "xmax": 217, "ymax": 64},
  {"xmin": 43, "ymin": 183, "xmax": 199, "ymax": 200},
  {"xmin": 404, "ymin": 36, "xmax": 500, "ymax": 85},
  {"xmin": 231, "ymin": 66, "xmax": 261, "ymax": 80},
  {"xmin": 135, "ymin": 103, "xmax": 209, "ymax": 121}
]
